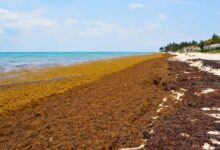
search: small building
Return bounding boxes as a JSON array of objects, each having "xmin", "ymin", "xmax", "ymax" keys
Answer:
[
  {"xmin": 204, "ymin": 43, "xmax": 220, "ymax": 50},
  {"xmin": 183, "ymin": 46, "xmax": 201, "ymax": 52}
]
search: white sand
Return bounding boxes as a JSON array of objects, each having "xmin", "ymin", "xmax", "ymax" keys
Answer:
[
  {"xmin": 152, "ymin": 116, "xmax": 159, "ymax": 120},
  {"xmin": 210, "ymin": 139, "xmax": 220, "ymax": 145},
  {"xmin": 207, "ymin": 131, "xmax": 220, "ymax": 136},
  {"xmin": 159, "ymin": 103, "xmax": 163, "ymax": 107},
  {"xmin": 149, "ymin": 129, "xmax": 154, "ymax": 134},
  {"xmin": 170, "ymin": 53, "xmax": 220, "ymax": 61},
  {"xmin": 202, "ymin": 107, "xmax": 220, "ymax": 149},
  {"xmin": 195, "ymin": 88, "xmax": 216, "ymax": 96},
  {"xmin": 201, "ymin": 88, "xmax": 216, "ymax": 94},
  {"xmin": 156, "ymin": 108, "xmax": 163, "ymax": 113},
  {"xmin": 172, "ymin": 90, "xmax": 185, "ymax": 101},
  {"xmin": 202, "ymin": 107, "xmax": 220, "ymax": 111},
  {"xmin": 203, "ymin": 143, "xmax": 215, "ymax": 150},
  {"xmin": 206, "ymin": 113, "xmax": 220, "ymax": 119},
  {"xmin": 170, "ymin": 53, "xmax": 220, "ymax": 76},
  {"xmin": 180, "ymin": 133, "xmax": 190, "ymax": 137},
  {"xmin": 119, "ymin": 144, "xmax": 145, "ymax": 150}
]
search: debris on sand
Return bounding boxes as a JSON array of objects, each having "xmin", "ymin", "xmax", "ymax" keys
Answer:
[
  {"xmin": 145, "ymin": 57, "xmax": 220, "ymax": 149},
  {"xmin": 171, "ymin": 53, "xmax": 220, "ymax": 76},
  {"xmin": 0, "ymin": 56, "xmax": 172, "ymax": 149}
]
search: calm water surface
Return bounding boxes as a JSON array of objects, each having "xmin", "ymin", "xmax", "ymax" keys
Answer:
[{"xmin": 0, "ymin": 52, "xmax": 150, "ymax": 72}]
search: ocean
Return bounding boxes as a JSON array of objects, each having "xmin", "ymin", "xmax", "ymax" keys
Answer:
[{"xmin": 0, "ymin": 52, "xmax": 149, "ymax": 72}]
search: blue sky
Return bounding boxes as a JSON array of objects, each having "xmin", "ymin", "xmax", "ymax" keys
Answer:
[{"xmin": 0, "ymin": 0, "xmax": 220, "ymax": 52}]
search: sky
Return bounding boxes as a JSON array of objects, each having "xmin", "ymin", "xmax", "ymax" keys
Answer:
[{"xmin": 0, "ymin": 0, "xmax": 220, "ymax": 52}]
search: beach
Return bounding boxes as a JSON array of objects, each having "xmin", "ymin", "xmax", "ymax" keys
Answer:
[
  {"xmin": 145, "ymin": 53, "xmax": 220, "ymax": 149},
  {"xmin": 0, "ymin": 53, "xmax": 170, "ymax": 149},
  {"xmin": 0, "ymin": 53, "xmax": 161, "ymax": 114},
  {"xmin": 1, "ymin": 0, "xmax": 219, "ymax": 149},
  {"xmin": 0, "ymin": 52, "xmax": 220, "ymax": 149}
]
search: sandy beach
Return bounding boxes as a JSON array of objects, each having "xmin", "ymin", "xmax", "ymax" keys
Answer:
[
  {"xmin": 145, "ymin": 53, "xmax": 220, "ymax": 149},
  {"xmin": 1, "ymin": 53, "xmax": 220, "ymax": 149},
  {"xmin": 1, "ymin": 0, "xmax": 219, "ymax": 149}
]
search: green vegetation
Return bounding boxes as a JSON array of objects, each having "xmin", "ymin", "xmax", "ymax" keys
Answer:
[
  {"xmin": 159, "ymin": 40, "xmax": 201, "ymax": 52},
  {"xmin": 202, "ymin": 49, "xmax": 220, "ymax": 53},
  {"xmin": 160, "ymin": 34, "xmax": 220, "ymax": 52},
  {"xmin": 211, "ymin": 49, "xmax": 220, "ymax": 53},
  {"xmin": 204, "ymin": 34, "xmax": 220, "ymax": 45}
]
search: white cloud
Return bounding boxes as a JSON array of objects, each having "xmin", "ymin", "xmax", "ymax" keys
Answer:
[
  {"xmin": 145, "ymin": 40, "xmax": 161, "ymax": 46},
  {"xmin": 158, "ymin": 13, "xmax": 167, "ymax": 21},
  {"xmin": 78, "ymin": 20, "xmax": 142, "ymax": 38},
  {"xmin": 146, "ymin": 13, "xmax": 167, "ymax": 32},
  {"xmin": 129, "ymin": 3, "xmax": 144, "ymax": 10},
  {"xmin": 0, "ymin": 8, "xmax": 56, "ymax": 34},
  {"xmin": 65, "ymin": 17, "xmax": 78, "ymax": 25},
  {"xmin": 79, "ymin": 21, "xmax": 120, "ymax": 37},
  {"xmin": 33, "ymin": 7, "xmax": 47, "ymax": 15},
  {"xmin": 157, "ymin": 0, "xmax": 194, "ymax": 5},
  {"xmin": 146, "ymin": 22, "xmax": 160, "ymax": 31},
  {"xmin": 0, "ymin": 27, "xmax": 4, "ymax": 34},
  {"xmin": 0, "ymin": 8, "xmax": 169, "ymax": 51}
]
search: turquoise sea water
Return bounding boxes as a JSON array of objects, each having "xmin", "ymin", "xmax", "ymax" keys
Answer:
[{"xmin": 0, "ymin": 52, "xmax": 150, "ymax": 72}]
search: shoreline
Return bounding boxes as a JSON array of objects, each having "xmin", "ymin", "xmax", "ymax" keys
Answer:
[
  {"xmin": 0, "ymin": 53, "xmax": 152, "ymax": 85},
  {"xmin": 0, "ymin": 52, "xmax": 150, "ymax": 74},
  {"xmin": 0, "ymin": 53, "xmax": 167, "ymax": 114},
  {"xmin": 0, "ymin": 54, "xmax": 171, "ymax": 149},
  {"xmin": 1, "ymin": 52, "xmax": 219, "ymax": 149}
]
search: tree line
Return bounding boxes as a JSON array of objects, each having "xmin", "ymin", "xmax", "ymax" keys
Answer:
[{"xmin": 160, "ymin": 34, "xmax": 220, "ymax": 52}]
